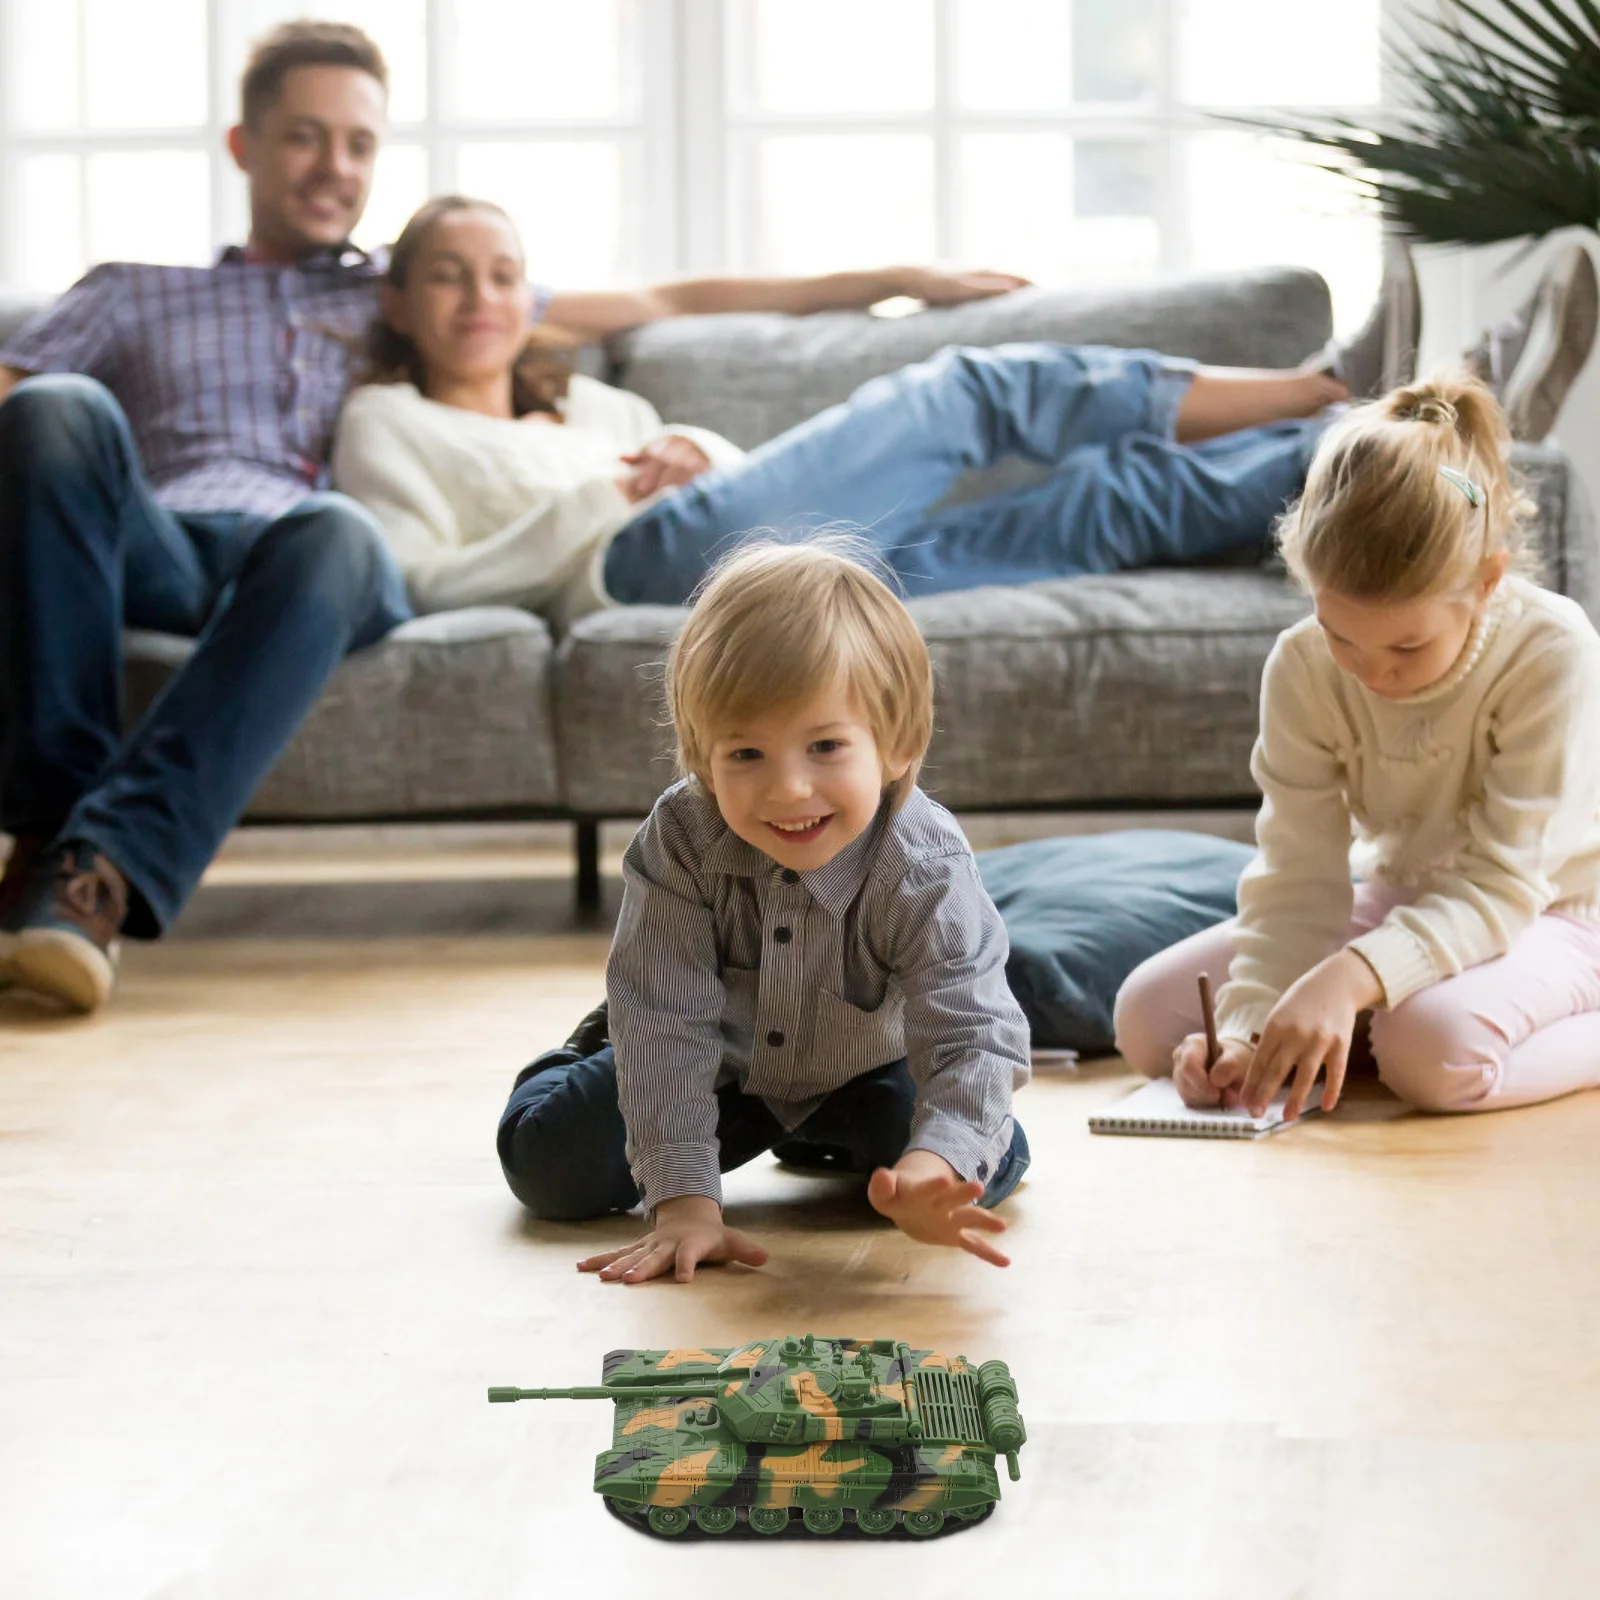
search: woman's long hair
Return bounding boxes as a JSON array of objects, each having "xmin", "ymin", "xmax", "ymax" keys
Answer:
[{"xmin": 359, "ymin": 194, "xmax": 572, "ymax": 417}]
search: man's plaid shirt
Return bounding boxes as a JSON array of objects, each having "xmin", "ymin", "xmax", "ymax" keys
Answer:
[{"xmin": 0, "ymin": 246, "xmax": 551, "ymax": 520}]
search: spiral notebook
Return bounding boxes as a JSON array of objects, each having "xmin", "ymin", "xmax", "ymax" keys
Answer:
[{"xmin": 1088, "ymin": 1077, "xmax": 1311, "ymax": 1139}]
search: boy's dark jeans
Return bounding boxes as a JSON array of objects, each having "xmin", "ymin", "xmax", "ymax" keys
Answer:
[{"xmin": 497, "ymin": 1039, "xmax": 1031, "ymax": 1221}]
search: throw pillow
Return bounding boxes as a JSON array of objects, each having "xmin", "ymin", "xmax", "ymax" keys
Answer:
[{"xmin": 976, "ymin": 829, "xmax": 1254, "ymax": 1055}]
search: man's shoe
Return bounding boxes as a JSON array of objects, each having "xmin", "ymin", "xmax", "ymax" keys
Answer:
[
  {"xmin": 1498, "ymin": 242, "xmax": 1599, "ymax": 443},
  {"xmin": 0, "ymin": 841, "xmax": 127, "ymax": 1013},
  {"xmin": 1308, "ymin": 237, "xmax": 1421, "ymax": 398}
]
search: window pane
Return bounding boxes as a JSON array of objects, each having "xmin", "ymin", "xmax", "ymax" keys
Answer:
[
  {"xmin": 739, "ymin": 0, "xmax": 933, "ymax": 113},
  {"xmin": 1074, "ymin": 0, "xmax": 1158, "ymax": 103},
  {"xmin": 20, "ymin": 156, "xmax": 86, "ymax": 292},
  {"xmin": 955, "ymin": 0, "xmax": 1070, "ymax": 111},
  {"xmin": 451, "ymin": 0, "xmax": 631, "ymax": 121},
  {"xmin": 1177, "ymin": 0, "xmax": 1380, "ymax": 107},
  {"xmin": 456, "ymin": 141, "xmax": 631, "ymax": 286},
  {"xmin": 84, "ymin": 0, "xmax": 207, "ymax": 128},
  {"xmin": 752, "ymin": 135, "xmax": 934, "ymax": 274},
  {"xmin": 85, "ymin": 151, "xmax": 211, "ymax": 267},
  {"xmin": 350, "ymin": 145, "xmax": 429, "ymax": 253},
  {"xmin": 236, "ymin": 0, "xmax": 427, "ymax": 123},
  {"xmin": 959, "ymin": 134, "xmax": 1158, "ymax": 287},
  {"xmin": 956, "ymin": 0, "xmax": 1158, "ymax": 110},
  {"xmin": 9, "ymin": 2, "xmax": 81, "ymax": 131},
  {"xmin": 1182, "ymin": 132, "xmax": 1381, "ymax": 334}
]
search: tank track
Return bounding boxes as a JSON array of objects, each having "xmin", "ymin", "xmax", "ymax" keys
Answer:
[{"xmin": 603, "ymin": 1495, "xmax": 995, "ymax": 1541}]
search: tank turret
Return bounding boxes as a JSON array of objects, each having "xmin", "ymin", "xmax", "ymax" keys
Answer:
[{"xmin": 489, "ymin": 1334, "xmax": 1026, "ymax": 1538}]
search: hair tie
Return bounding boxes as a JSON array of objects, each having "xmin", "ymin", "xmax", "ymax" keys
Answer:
[{"xmin": 1438, "ymin": 465, "xmax": 1484, "ymax": 507}]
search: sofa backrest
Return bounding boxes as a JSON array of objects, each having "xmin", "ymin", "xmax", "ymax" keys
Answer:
[{"xmin": 607, "ymin": 266, "xmax": 1331, "ymax": 449}]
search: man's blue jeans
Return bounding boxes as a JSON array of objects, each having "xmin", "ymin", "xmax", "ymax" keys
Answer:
[
  {"xmin": 497, "ymin": 1039, "xmax": 1031, "ymax": 1221},
  {"xmin": 604, "ymin": 342, "xmax": 1323, "ymax": 605},
  {"xmin": 0, "ymin": 375, "xmax": 412, "ymax": 935}
]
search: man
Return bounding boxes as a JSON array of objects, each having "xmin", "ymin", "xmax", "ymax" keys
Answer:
[{"xmin": 0, "ymin": 19, "xmax": 1024, "ymax": 1015}]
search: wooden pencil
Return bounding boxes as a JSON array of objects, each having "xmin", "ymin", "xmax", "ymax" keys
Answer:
[{"xmin": 1198, "ymin": 973, "xmax": 1221, "ymax": 1098}]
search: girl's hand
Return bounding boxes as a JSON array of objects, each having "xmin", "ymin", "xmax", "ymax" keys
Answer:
[
  {"xmin": 576, "ymin": 1195, "xmax": 769, "ymax": 1284},
  {"xmin": 618, "ymin": 435, "xmax": 712, "ymax": 502},
  {"xmin": 1172, "ymin": 1034, "xmax": 1254, "ymax": 1109},
  {"xmin": 1239, "ymin": 950, "xmax": 1384, "ymax": 1120},
  {"xmin": 866, "ymin": 1151, "xmax": 1010, "ymax": 1268}
]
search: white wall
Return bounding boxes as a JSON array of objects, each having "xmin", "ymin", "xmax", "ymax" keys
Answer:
[{"xmin": 1416, "ymin": 224, "xmax": 1599, "ymax": 509}]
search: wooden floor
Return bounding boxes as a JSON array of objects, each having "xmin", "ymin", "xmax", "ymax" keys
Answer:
[{"xmin": 4, "ymin": 831, "xmax": 1599, "ymax": 1599}]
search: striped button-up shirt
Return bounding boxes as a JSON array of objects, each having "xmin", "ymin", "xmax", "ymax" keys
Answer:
[
  {"xmin": 607, "ymin": 780, "xmax": 1030, "ymax": 1211},
  {"xmin": 0, "ymin": 248, "xmax": 552, "ymax": 519}
]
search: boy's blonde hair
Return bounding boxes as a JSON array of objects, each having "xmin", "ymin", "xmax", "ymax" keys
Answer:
[
  {"xmin": 1278, "ymin": 369, "xmax": 1537, "ymax": 601},
  {"xmin": 666, "ymin": 539, "xmax": 934, "ymax": 809}
]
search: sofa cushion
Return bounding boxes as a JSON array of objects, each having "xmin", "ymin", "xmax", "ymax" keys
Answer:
[
  {"xmin": 553, "ymin": 568, "xmax": 1313, "ymax": 816},
  {"xmin": 976, "ymin": 829, "xmax": 1254, "ymax": 1053},
  {"xmin": 124, "ymin": 607, "xmax": 562, "ymax": 818},
  {"xmin": 607, "ymin": 268, "xmax": 1333, "ymax": 451}
]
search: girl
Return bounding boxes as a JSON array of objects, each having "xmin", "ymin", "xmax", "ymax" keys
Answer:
[{"xmin": 1114, "ymin": 373, "xmax": 1600, "ymax": 1121}]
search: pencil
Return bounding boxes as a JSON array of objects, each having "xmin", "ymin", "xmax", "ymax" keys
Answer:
[{"xmin": 1198, "ymin": 973, "xmax": 1222, "ymax": 1105}]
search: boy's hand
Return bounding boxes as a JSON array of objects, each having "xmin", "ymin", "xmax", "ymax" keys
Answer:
[
  {"xmin": 576, "ymin": 1195, "xmax": 769, "ymax": 1285},
  {"xmin": 1237, "ymin": 949, "xmax": 1384, "ymax": 1120},
  {"xmin": 1171, "ymin": 1034, "xmax": 1254, "ymax": 1109},
  {"xmin": 866, "ymin": 1150, "xmax": 1010, "ymax": 1268}
]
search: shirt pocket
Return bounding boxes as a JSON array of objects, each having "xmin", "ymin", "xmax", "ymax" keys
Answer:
[{"xmin": 803, "ymin": 987, "xmax": 906, "ymax": 1093}]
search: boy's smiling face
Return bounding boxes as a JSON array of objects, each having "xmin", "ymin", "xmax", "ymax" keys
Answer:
[{"xmin": 704, "ymin": 687, "xmax": 909, "ymax": 873}]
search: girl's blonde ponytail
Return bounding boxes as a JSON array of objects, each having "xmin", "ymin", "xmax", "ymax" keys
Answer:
[{"xmin": 1278, "ymin": 369, "xmax": 1536, "ymax": 600}]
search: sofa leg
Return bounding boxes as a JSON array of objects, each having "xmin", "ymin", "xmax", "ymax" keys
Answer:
[{"xmin": 574, "ymin": 820, "xmax": 601, "ymax": 916}]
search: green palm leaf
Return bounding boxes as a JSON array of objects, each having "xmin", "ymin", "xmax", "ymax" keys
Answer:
[{"xmin": 1243, "ymin": 0, "xmax": 1600, "ymax": 245}]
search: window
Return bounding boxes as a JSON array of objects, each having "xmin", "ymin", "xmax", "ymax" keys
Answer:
[
  {"xmin": 0, "ymin": 0, "xmax": 660, "ymax": 291},
  {"xmin": 721, "ymin": 0, "xmax": 1386, "ymax": 330},
  {"xmin": 0, "ymin": 0, "xmax": 1388, "ymax": 327}
]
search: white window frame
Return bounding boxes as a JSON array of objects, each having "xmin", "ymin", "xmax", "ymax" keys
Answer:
[
  {"xmin": 0, "ymin": 0, "xmax": 680, "ymax": 287},
  {"xmin": 0, "ymin": 0, "xmax": 1412, "ymax": 291}
]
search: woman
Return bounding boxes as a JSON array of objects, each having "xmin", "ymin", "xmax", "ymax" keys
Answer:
[{"xmin": 333, "ymin": 195, "xmax": 1383, "ymax": 629}]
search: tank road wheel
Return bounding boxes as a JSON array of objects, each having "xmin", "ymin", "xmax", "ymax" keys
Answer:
[
  {"xmin": 749, "ymin": 1506, "xmax": 790, "ymax": 1536},
  {"xmin": 951, "ymin": 1505, "xmax": 990, "ymax": 1522},
  {"xmin": 802, "ymin": 1506, "xmax": 845, "ymax": 1536},
  {"xmin": 854, "ymin": 1508, "xmax": 898, "ymax": 1536},
  {"xmin": 646, "ymin": 1506, "xmax": 692, "ymax": 1537},
  {"xmin": 903, "ymin": 1509, "xmax": 946, "ymax": 1538},
  {"xmin": 695, "ymin": 1505, "xmax": 737, "ymax": 1535}
]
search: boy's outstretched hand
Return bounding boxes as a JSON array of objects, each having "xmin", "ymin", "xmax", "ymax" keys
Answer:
[
  {"xmin": 867, "ymin": 1150, "xmax": 1010, "ymax": 1268},
  {"xmin": 577, "ymin": 1194, "xmax": 768, "ymax": 1285}
]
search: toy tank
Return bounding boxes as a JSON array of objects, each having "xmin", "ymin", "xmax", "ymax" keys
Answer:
[{"xmin": 489, "ymin": 1332, "xmax": 1025, "ymax": 1538}]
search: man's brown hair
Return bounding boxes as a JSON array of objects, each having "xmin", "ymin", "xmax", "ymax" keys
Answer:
[{"xmin": 240, "ymin": 20, "xmax": 388, "ymax": 127}]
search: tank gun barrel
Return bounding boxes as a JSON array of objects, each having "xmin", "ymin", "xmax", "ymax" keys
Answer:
[{"xmin": 487, "ymin": 1384, "xmax": 721, "ymax": 1403}]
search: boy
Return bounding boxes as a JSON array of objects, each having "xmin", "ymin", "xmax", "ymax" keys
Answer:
[{"xmin": 496, "ymin": 541, "xmax": 1031, "ymax": 1281}]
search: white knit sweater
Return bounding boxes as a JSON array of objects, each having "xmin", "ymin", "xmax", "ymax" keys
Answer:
[
  {"xmin": 1216, "ymin": 575, "xmax": 1600, "ymax": 1042},
  {"xmin": 331, "ymin": 376, "xmax": 746, "ymax": 628}
]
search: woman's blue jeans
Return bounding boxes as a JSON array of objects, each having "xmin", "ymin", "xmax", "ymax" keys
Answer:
[
  {"xmin": 0, "ymin": 375, "xmax": 412, "ymax": 935},
  {"xmin": 604, "ymin": 342, "xmax": 1324, "ymax": 605},
  {"xmin": 498, "ymin": 1039, "xmax": 1031, "ymax": 1222}
]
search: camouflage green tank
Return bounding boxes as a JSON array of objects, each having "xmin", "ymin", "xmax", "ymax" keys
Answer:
[{"xmin": 489, "ymin": 1333, "xmax": 1026, "ymax": 1538}]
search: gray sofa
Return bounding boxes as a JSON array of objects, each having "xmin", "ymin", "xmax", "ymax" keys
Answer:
[{"xmin": 2, "ymin": 269, "xmax": 1593, "ymax": 910}]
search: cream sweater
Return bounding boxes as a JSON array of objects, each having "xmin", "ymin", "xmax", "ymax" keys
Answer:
[
  {"xmin": 331, "ymin": 377, "xmax": 746, "ymax": 628},
  {"xmin": 1216, "ymin": 576, "xmax": 1600, "ymax": 1042}
]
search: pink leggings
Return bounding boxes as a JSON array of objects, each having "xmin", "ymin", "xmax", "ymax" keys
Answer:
[{"xmin": 1113, "ymin": 884, "xmax": 1600, "ymax": 1112}]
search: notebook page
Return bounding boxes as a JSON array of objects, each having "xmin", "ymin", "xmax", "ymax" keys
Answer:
[{"xmin": 1088, "ymin": 1076, "xmax": 1311, "ymax": 1139}]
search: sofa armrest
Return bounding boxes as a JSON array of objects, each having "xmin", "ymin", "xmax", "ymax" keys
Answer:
[{"xmin": 1514, "ymin": 441, "xmax": 1600, "ymax": 620}]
